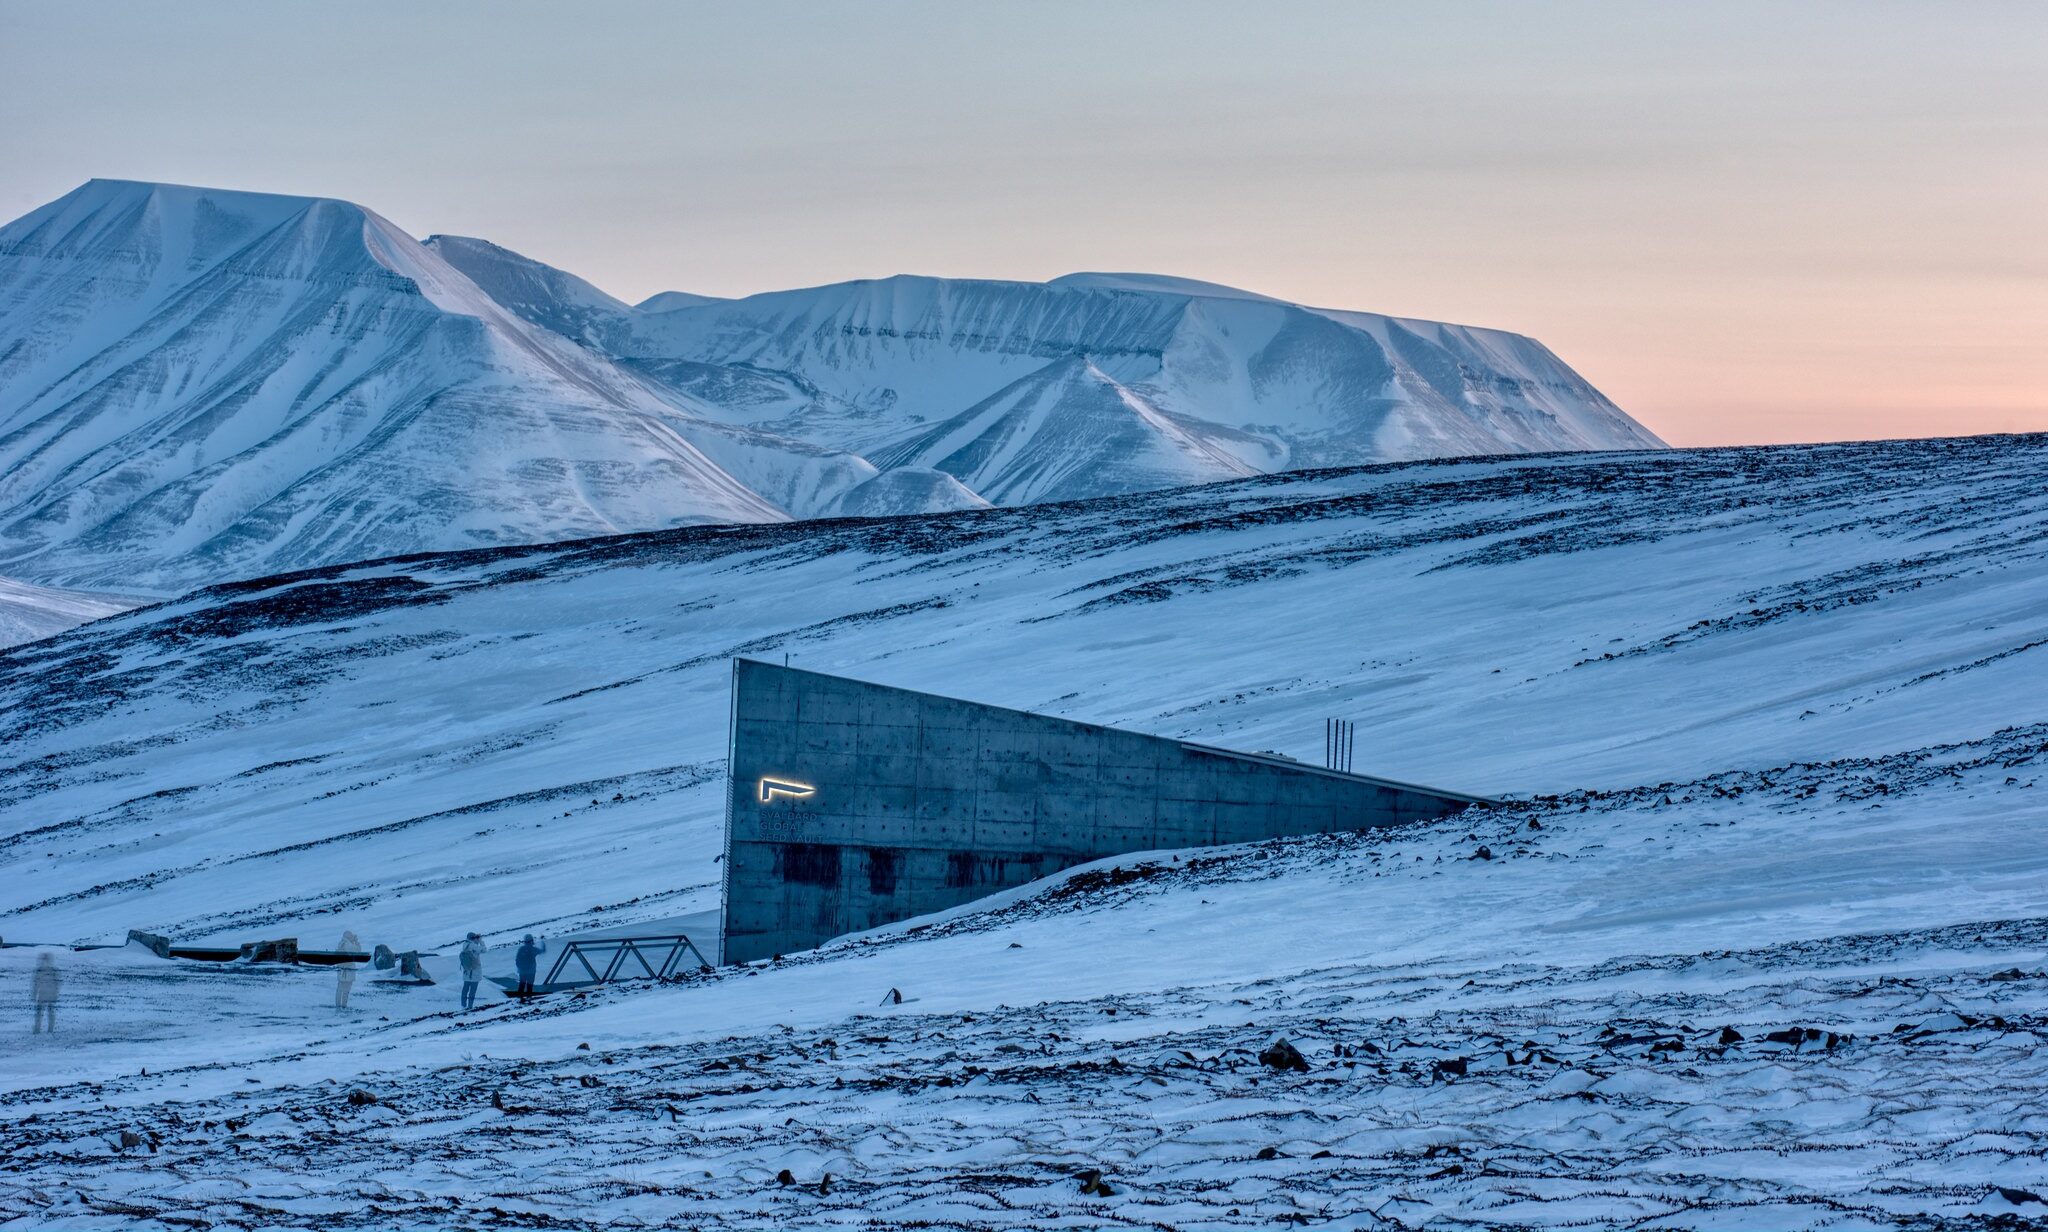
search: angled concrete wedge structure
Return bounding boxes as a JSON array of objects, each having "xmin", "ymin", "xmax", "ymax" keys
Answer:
[{"xmin": 719, "ymin": 660, "xmax": 1488, "ymax": 963}]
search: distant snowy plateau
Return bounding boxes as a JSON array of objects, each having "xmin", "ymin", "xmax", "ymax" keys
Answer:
[
  {"xmin": 4, "ymin": 433, "xmax": 2047, "ymax": 1228},
  {"xmin": 0, "ymin": 179, "xmax": 1659, "ymax": 624}
]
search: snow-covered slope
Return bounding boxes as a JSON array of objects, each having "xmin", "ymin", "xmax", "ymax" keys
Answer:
[
  {"xmin": 621, "ymin": 271, "xmax": 1663, "ymax": 472},
  {"xmin": 10, "ymin": 737, "xmax": 2047, "ymax": 1227},
  {"xmin": 826, "ymin": 466, "xmax": 991, "ymax": 517},
  {"xmin": 2, "ymin": 435, "xmax": 2044, "ymax": 1228},
  {"xmin": 420, "ymin": 233, "xmax": 641, "ymax": 353},
  {"xmin": 0, "ymin": 181, "xmax": 824, "ymax": 592},
  {"xmin": 867, "ymin": 356, "xmax": 1261, "ymax": 504},
  {"xmin": 2, "ymin": 434, "xmax": 2037, "ymax": 951},
  {"xmin": 0, "ymin": 575, "xmax": 134, "ymax": 647},
  {"xmin": 634, "ymin": 289, "xmax": 728, "ymax": 313}
]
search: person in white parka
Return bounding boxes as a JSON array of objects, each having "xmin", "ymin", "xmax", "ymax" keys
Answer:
[
  {"xmin": 334, "ymin": 931, "xmax": 362, "ymax": 1009},
  {"xmin": 458, "ymin": 932, "xmax": 486, "ymax": 1010}
]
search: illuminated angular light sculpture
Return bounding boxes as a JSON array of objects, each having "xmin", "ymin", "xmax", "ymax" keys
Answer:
[{"xmin": 719, "ymin": 659, "xmax": 1489, "ymax": 963}]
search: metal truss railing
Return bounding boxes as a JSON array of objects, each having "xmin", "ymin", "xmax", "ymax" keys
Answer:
[{"xmin": 542, "ymin": 934, "xmax": 715, "ymax": 988}]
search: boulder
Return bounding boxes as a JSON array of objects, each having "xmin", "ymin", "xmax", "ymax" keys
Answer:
[
  {"xmin": 126, "ymin": 929, "xmax": 172, "ymax": 959},
  {"xmin": 1258, "ymin": 1038, "xmax": 1310, "ymax": 1073},
  {"xmin": 237, "ymin": 938, "xmax": 298, "ymax": 964}
]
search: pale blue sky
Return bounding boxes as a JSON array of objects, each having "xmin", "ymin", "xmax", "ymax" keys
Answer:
[{"xmin": 3, "ymin": 1, "xmax": 2043, "ymax": 444}]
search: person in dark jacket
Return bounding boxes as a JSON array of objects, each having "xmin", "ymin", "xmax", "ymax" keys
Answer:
[
  {"xmin": 31, "ymin": 953, "xmax": 59, "ymax": 1033},
  {"xmin": 514, "ymin": 934, "xmax": 546, "ymax": 998},
  {"xmin": 458, "ymin": 932, "xmax": 486, "ymax": 1010}
]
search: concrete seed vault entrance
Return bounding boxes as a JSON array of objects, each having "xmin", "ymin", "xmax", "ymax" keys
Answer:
[{"xmin": 719, "ymin": 659, "xmax": 1489, "ymax": 963}]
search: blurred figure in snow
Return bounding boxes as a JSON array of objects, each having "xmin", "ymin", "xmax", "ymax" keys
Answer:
[
  {"xmin": 459, "ymin": 932, "xmax": 486, "ymax": 1010},
  {"xmin": 31, "ymin": 952, "xmax": 59, "ymax": 1033},
  {"xmin": 514, "ymin": 933, "xmax": 546, "ymax": 999},
  {"xmin": 334, "ymin": 930, "xmax": 362, "ymax": 1009}
]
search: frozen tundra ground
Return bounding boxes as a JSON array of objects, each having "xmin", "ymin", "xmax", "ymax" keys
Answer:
[
  {"xmin": 5, "ymin": 727, "xmax": 2047, "ymax": 1228},
  {"xmin": 2, "ymin": 435, "xmax": 2046, "ymax": 1227}
]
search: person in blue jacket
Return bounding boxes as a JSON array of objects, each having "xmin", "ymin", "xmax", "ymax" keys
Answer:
[
  {"xmin": 31, "ymin": 953, "xmax": 59, "ymax": 1033},
  {"xmin": 514, "ymin": 934, "xmax": 546, "ymax": 998}
]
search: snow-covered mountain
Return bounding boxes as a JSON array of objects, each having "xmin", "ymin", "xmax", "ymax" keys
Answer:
[
  {"xmin": 413, "ymin": 219, "xmax": 1666, "ymax": 482},
  {"xmin": 0, "ymin": 179, "xmax": 1659, "ymax": 601},
  {"xmin": 0, "ymin": 182, "xmax": 859, "ymax": 593},
  {"xmin": 2, "ymin": 434, "xmax": 2043, "ymax": 1226}
]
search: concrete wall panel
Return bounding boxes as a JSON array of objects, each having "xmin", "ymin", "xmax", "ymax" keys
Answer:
[{"xmin": 720, "ymin": 660, "xmax": 1485, "ymax": 963}]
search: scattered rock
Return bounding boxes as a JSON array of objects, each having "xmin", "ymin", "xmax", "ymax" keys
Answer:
[
  {"xmin": 372, "ymin": 944, "xmax": 397, "ymax": 970},
  {"xmin": 237, "ymin": 937, "xmax": 298, "ymax": 964},
  {"xmin": 1997, "ymin": 1186, "xmax": 2046, "ymax": 1206},
  {"xmin": 125, "ymin": 930, "xmax": 171, "ymax": 959},
  {"xmin": 1432, "ymin": 1056, "xmax": 1469, "ymax": 1079},
  {"xmin": 490, "ymin": 1090, "xmax": 535, "ymax": 1115},
  {"xmin": 1472, "ymin": 846, "xmax": 1493, "ymax": 860},
  {"xmin": 1259, "ymin": 1038, "xmax": 1310, "ymax": 1073},
  {"xmin": 577, "ymin": 1042, "xmax": 590, "ymax": 1050},
  {"xmin": 345, "ymin": 1089, "xmax": 379, "ymax": 1107},
  {"xmin": 1718, "ymin": 1026, "xmax": 1744, "ymax": 1045},
  {"xmin": 1762, "ymin": 1026, "xmax": 1847, "ymax": 1050},
  {"xmin": 881, "ymin": 988, "xmax": 903, "ymax": 1006},
  {"xmin": 776, "ymin": 1168, "xmax": 795, "ymax": 1187},
  {"xmin": 1076, "ymin": 1168, "xmax": 1115, "ymax": 1196},
  {"xmin": 1897, "ymin": 1012, "xmax": 1982, "ymax": 1038},
  {"xmin": 1256, "ymin": 1145, "xmax": 1282, "ymax": 1160}
]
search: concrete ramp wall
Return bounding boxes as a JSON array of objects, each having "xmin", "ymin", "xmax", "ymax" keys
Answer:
[{"xmin": 720, "ymin": 660, "xmax": 1485, "ymax": 963}]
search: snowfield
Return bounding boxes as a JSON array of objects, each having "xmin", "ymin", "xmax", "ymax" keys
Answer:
[{"xmin": 2, "ymin": 433, "xmax": 2046, "ymax": 1228}]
